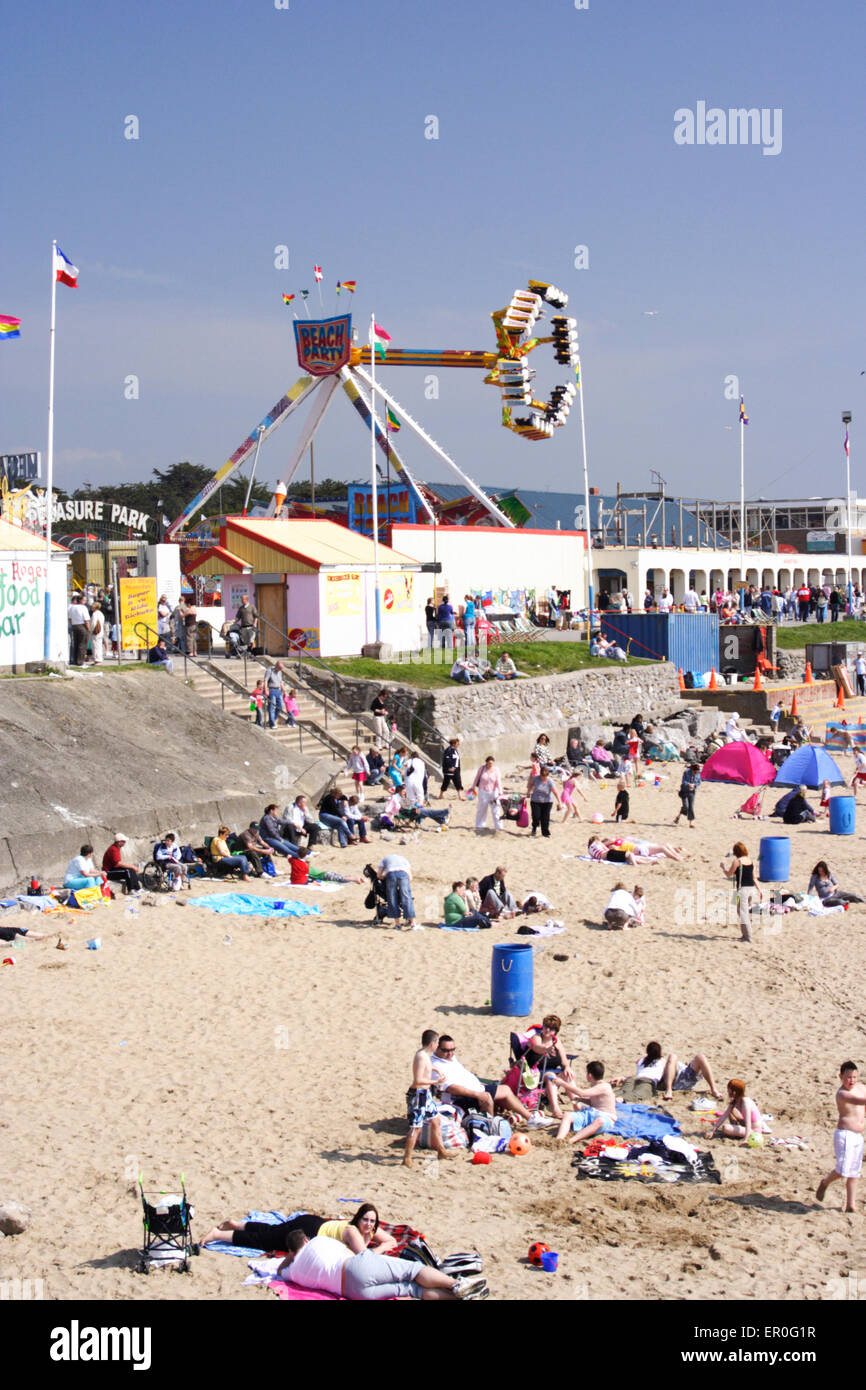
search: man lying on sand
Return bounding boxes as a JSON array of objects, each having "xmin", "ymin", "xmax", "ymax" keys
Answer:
[{"xmin": 277, "ymin": 1232, "xmax": 488, "ymax": 1300}]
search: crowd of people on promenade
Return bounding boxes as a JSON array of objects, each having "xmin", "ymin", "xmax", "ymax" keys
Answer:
[{"xmin": 596, "ymin": 581, "xmax": 866, "ymax": 623}]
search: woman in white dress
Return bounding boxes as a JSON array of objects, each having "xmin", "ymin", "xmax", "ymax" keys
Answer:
[{"xmin": 89, "ymin": 604, "xmax": 105, "ymax": 664}]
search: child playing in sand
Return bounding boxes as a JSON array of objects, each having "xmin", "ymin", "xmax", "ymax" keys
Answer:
[
  {"xmin": 818, "ymin": 779, "xmax": 832, "ymax": 818},
  {"xmin": 555, "ymin": 1061, "xmax": 617, "ymax": 1143},
  {"xmin": 561, "ymin": 771, "xmax": 587, "ymax": 822},
  {"xmin": 632, "ymin": 885, "xmax": 645, "ymax": 925},
  {"xmin": 613, "ymin": 777, "xmax": 630, "ymax": 823},
  {"xmin": 816, "ymin": 1062, "xmax": 866, "ymax": 1212}
]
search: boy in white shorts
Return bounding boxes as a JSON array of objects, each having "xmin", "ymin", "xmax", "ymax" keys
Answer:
[{"xmin": 816, "ymin": 1062, "xmax": 866, "ymax": 1212}]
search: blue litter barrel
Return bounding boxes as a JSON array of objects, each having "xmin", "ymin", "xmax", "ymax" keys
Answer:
[
  {"xmin": 758, "ymin": 835, "xmax": 791, "ymax": 883},
  {"xmin": 829, "ymin": 795, "xmax": 856, "ymax": 836},
  {"xmin": 491, "ymin": 942, "xmax": 533, "ymax": 1017}
]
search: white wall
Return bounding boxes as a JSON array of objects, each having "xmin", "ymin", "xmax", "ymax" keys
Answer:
[
  {"xmin": 390, "ymin": 525, "xmax": 587, "ymax": 613},
  {"xmin": 145, "ymin": 544, "xmax": 182, "ymax": 609},
  {"xmin": 0, "ymin": 552, "xmax": 70, "ymax": 669}
]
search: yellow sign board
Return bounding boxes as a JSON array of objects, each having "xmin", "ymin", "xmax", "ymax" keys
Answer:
[
  {"xmin": 119, "ymin": 577, "xmax": 157, "ymax": 651},
  {"xmin": 325, "ymin": 571, "xmax": 362, "ymax": 618},
  {"xmin": 383, "ymin": 572, "xmax": 415, "ymax": 614}
]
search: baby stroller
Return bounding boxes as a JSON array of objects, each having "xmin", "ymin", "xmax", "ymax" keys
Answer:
[
  {"xmin": 137, "ymin": 1175, "xmax": 199, "ymax": 1274},
  {"xmin": 222, "ymin": 620, "xmax": 255, "ymax": 659},
  {"xmin": 363, "ymin": 863, "xmax": 388, "ymax": 924}
]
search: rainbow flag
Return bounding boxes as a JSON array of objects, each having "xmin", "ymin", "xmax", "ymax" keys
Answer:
[
  {"xmin": 386, "ymin": 408, "xmax": 401, "ymax": 432},
  {"xmin": 372, "ymin": 321, "xmax": 392, "ymax": 359},
  {"xmin": 282, "ymin": 293, "xmax": 295, "ymax": 305},
  {"xmin": 0, "ymin": 314, "xmax": 21, "ymax": 341}
]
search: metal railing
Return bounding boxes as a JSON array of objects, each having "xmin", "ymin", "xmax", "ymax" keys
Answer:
[{"xmin": 131, "ymin": 619, "xmax": 343, "ymax": 762}]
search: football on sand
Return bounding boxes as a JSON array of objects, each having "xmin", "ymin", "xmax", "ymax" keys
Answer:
[{"xmin": 528, "ymin": 1241, "xmax": 551, "ymax": 1267}]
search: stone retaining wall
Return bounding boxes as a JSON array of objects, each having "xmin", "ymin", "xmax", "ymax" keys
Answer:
[{"xmin": 307, "ymin": 663, "xmax": 688, "ymax": 766}]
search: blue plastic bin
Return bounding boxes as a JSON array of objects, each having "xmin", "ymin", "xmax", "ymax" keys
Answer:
[
  {"xmin": 829, "ymin": 795, "xmax": 856, "ymax": 836},
  {"xmin": 758, "ymin": 836, "xmax": 791, "ymax": 883},
  {"xmin": 491, "ymin": 942, "xmax": 533, "ymax": 1017}
]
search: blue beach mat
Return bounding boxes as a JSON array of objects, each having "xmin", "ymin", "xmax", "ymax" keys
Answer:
[
  {"xmin": 204, "ymin": 1210, "xmax": 303, "ymax": 1257},
  {"xmin": 194, "ymin": 894, "xmax": 322, "ymax": 918},
  {"xmin": 610, "ymin": 1104, "xmax": 681, "ymax": 1140}
]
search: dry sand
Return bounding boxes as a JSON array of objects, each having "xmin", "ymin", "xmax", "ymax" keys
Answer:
[{"xmin": 4, "ymin": 764, "xmax": 866, "ymax": 1303}]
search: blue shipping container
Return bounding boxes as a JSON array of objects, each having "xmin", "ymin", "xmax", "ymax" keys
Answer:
[{"xmin": 599, "ymin": 613, "xmax": 719, "ymax": 674}]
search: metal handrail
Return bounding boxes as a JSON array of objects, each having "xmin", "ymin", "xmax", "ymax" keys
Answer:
[{"xmin": 131, "ymin": 619, "xmax": 342, "ymax": 762}]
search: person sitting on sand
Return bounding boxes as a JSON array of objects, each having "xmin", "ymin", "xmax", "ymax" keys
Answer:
[
  {"xmin": 64, "ymin": 844, "xmax": 104, "ymax": 892},
  {"xmin": 210, "ymin": 826, "xmax": 252, "ymax": 880},
  {"xmin": 555, "ymin": 1061, "xmax": 618, "ymax": 1143},
  {"xmin": 602, "ymin": 882, "xmax": 642, "ymax": 929},
  {"xmin": 519, "ymin": 1014, "xmax": 585, "ymax": 1120},
  {"xmin": 782, "ymin": 784, "xmax": 816, "ymax": 825},
  {"xmin": 404, "ymin": 1029, "xmax": 460, "ymax": 1167},
  {"xmin": 807, "ymin": 861, "xmax": 865, "ymax": 907},
  {"xmin": 433, "ymin": 1035, "xmax": 530, "ymax": 1121},
  {"xmin": 200, "ymin": 1201, "xmax": 396, "ymax": 1255},
  {"xmin": 625, "ymin": 1040, "xmax": 722, "ymax": 1101},
  {"xmin": 443, "ymin": 882, "xmax": 491, "ymax": 929},
  {"xmin": 708, "ymin": 1078, "xmax": 766, "ymax": 1144},
  {"xmin": 478, "ymin": 866, "xmax": 521, "ymax": 918},
  {"xmin": 276, "ymin": 1231, "xmax": 487, "ymax": 1300}
]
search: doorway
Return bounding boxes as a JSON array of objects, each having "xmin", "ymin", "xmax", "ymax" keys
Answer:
[{"xmin": 256, "ymin": 582, "xmax": 287, "ymax": 654}]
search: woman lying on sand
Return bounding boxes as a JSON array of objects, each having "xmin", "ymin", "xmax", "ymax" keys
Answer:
[{"xmin": 200, "ymin": 1201, "xmax": 397, "ymax": 1255}]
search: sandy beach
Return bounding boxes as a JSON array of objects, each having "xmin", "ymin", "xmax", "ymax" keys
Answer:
[{"xmin": 4, "ymin": 764, "xmax": 866, "ymax": 1304}]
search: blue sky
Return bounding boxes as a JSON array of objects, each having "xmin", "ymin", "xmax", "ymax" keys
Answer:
[{"xmin": 3, "ymin": 0, "xmax": 865, "ymax": 512}]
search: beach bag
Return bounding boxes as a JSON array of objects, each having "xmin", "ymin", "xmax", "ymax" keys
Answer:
[
  {"xmin": 263, "ymin": 858, "xmax": 277, "ymax": 877},
  {"xmin": 463, "ymin": 1110, "xmax": 513, "ymax": 1144},
  {"xmin": 290, "ymin": 857, "xmax": 309, "ymax": 885},
  {"xmin": 516, "ymin": 798, "xmax": 530, "ymax": 829},
  {"xmin": 67, "ymin": 885, "xmax": 105, "ymax": 912}
]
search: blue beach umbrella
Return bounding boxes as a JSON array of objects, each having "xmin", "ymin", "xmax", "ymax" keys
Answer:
[{"xmin": 773, "ymin": 745, "xmax": 845, "ymax": 788}]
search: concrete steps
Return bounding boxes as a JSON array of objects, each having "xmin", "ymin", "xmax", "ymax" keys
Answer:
[{"xmin": 183, "ymin": 668, "xmax": 360, "ymax": 762}]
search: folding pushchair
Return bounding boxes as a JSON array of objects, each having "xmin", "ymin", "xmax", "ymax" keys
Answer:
[{"xmin": 137, "ymin": 1175, "xmax": 199, "ymax": 1273}]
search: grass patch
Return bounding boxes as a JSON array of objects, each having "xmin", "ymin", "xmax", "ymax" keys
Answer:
[
  {"xmin": 330, "ymin": 642, "xmax": 657, "ymax": 689},
  {"xmin": 0, "ymin": 661, "xmax": 160, "ymax": 680},
  {"xmin": 775, "ymin": 620, "xmax": 866, "ymax": 649}
]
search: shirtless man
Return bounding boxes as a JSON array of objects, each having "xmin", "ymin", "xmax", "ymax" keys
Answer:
[
  {"xmin": 816, "ymin": 1062, "xmax": 866, "ymax": 1211},
  {"xmin": 403, "ymin": 1029, "xmax": 455, "ymax": 1167},
  {"xmin": 556, "ymin": 1061, "xmax": 618, "ymax": 1143}
]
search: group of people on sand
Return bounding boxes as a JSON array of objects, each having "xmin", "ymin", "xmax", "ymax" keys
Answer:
[{"xmin": 200, "ymin": 1200, "xmax": 488, "ymax": 1301}]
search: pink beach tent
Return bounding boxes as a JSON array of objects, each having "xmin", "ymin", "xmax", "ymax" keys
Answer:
[{"xmin": 701, "ymin": 742, "xmax": 777, "ymax": 786}]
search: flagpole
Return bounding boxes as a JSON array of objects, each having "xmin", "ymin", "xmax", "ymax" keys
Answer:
[
  {"xmin": 844, "ymin": 412, "xmax": 853, "ymax": 612},
  {"xmin": 46, "ymin": 240, "xmax": 57, "ymax": 565},
  {"xmin": 370, "ymin": 312, "xmax": 382, "ymax": 643},
  {"xmin": 739, "ymin": 404, "xmax": 745, "ymax": 595},
  {"xmin": 576, "ymin": 352, "xmax": 594, "ymax": 623}
]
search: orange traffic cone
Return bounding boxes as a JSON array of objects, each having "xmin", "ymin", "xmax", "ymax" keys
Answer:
[
  {"xmin": 753, "ymin": 666, "xmax": 763, "ymax": 692},
  {"xmin": 790, "ymin": 690, "xmax": 798, "ymax": 719},
  {"xmin": 708, "ymin": 667, "xmax": 718, "ymax": 691},
  {"xmin": 678, "ymin": 668, "xmax": 685, "ymax": 691},
  {"xmin": 804, "ymin": 661, "xmax": 813, "ymax": 685},
  {"xmin": 836, "ymin": 684, "xmax": 846, "ymax": 709}
]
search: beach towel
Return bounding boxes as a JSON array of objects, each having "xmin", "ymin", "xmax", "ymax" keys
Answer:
[
  {"xmin": 573, "ymin": 1144, "xmax": 720, "ymax": 1185},
  {"xmin": 609, "ymin": 1103, "xmax": 681, "ymax": 1140},
  {"xmin": 194, "ymin": 894, "xmax": 322, "ymax": 918},
  {"xmin": 203, "ymin": 1209, "xmax": 303, "ymax": 1257}
]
